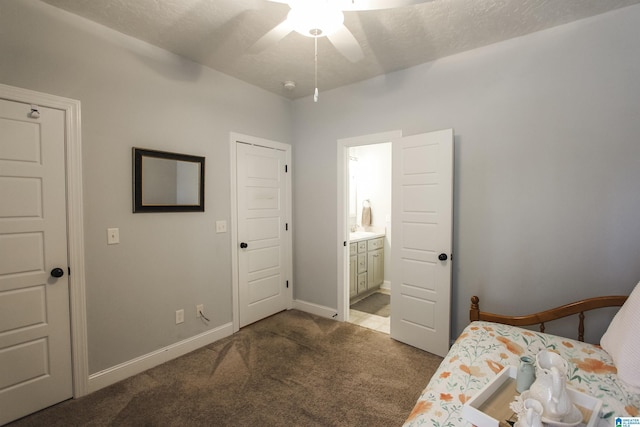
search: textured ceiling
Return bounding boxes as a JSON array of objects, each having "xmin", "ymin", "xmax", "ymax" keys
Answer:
[{"xmin": 39, "ymin": 0, "xmax": 640, "ymax": 99}]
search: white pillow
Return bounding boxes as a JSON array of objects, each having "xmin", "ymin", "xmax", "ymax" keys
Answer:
[{"xmin": 600, "ymin": 281, "xmax": 640, "ymax": 388}]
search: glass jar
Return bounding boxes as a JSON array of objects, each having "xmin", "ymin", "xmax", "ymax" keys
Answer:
[{"xmin": 516, "ymin": 355, "xmax": 536, "ymax": 393}]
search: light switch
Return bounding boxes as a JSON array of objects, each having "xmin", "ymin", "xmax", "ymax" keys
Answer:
[
  {"xmin": 216, "ymin": 220, "xmax": 227, "ymax": 233},
  {"xmin": 107, "ymin": 228, "xmax": 120, "ymax": 245}
]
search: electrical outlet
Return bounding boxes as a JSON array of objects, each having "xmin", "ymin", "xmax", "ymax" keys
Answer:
[
  {"xmin": 175, "ymin": 309, "xmax": 184, "ymax": 324},
  {"xmin": 196, "ymin": 304, "xmax": 204, "ymax": 318}
]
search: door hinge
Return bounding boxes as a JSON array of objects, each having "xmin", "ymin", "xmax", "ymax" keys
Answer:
[
  {"xmin": 285, "ymin": 165, "xmax": 288, "ymax": 173},
  {"xmin": 286, "ymin": 280, "xmax": 289, "ymax": 288},
  {"xmin": 343, "ymin": 241, "xmax": 347, "ymax": 246},
  {"xmin": 285, "ymin": 223, "xmax": 288, "ymax": 231},
  {"xmin": 68, "ymin": 267, "xmax": 71, "ymax": 276}
]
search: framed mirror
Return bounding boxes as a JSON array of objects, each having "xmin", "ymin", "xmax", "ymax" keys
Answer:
[{"xmin": 133, "ymin": 148, "xmax": 205, "ymax": 213}]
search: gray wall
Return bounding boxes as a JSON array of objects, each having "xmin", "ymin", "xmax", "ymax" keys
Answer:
[
  {"xmin": 292, "ymin": 5, "xmax": 640, "ymax": 343},
  {"xmin": 0, "ymin": 0, "xmax": 292, "ymax": 373}
]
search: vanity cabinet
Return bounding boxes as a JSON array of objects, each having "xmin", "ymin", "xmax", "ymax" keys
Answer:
[
  {"xmin": 367, "ymin": 248, "xmax": 384, "ymax": 289},
  {"xmin": 349, "ymin": 236, "xmax": 384, "ymax": 300},
  {"xmin": 349, "ymin": 243, "xmax": 357, "ymax": 297}
]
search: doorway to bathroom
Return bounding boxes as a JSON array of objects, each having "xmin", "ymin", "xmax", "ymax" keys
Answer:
[
  {"xmin": 337, "ymin": 131, "xmax": 400, "ymax": 335},
  {"xmin": 346, "ymin": 143, "xmax": 392, "ymax": 334}
]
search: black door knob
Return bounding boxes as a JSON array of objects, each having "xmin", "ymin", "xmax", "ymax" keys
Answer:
[
  {"xmin": 51, "ymin": 267, "xmax": 65, "ymax": 278},
  {"xmin": 240, "ymin": 242, "xmax": 248, "ymax": 249},
  {"xmin": 438, "ymin": 253, "xmax": 448, "ymax": 261}
]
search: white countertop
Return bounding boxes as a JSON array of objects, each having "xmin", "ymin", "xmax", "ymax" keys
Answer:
[{"xmin": 349, "ymin": 231, "xmax": 386, "ymax": 242}]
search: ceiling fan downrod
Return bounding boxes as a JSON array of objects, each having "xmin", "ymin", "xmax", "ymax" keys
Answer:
[{"xmin": 314, "ymin": 35, "xmax": 319, "ymax": 102}]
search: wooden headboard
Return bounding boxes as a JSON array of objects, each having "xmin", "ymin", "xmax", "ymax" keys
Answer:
[{"xmin": 469, "ymin": 295, "xmax": 627, "ymax": 342}]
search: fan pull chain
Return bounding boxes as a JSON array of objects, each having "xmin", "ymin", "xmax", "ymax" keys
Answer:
[{"xmin": 314, "ymin": 36, "xmax": 319, "ymax": 103}]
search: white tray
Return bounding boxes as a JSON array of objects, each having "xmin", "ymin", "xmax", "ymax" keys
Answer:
[{"xmin": 462, "ymin": 366, "xmax": 602, "ymax": 427}]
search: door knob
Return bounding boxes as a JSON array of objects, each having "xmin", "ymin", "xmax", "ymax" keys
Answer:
[
  {"xmin": 51, "ymin": 267, "xmax": 65, "ymax": 278},
  {"xmin": 438, "ymin": 253, "xmax": 448, "ymax": 261},
  {"xmin": 240, "ymin": 242, "xmax": 248, "ymax": 249}
]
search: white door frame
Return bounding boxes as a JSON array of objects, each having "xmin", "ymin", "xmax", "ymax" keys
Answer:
[
  {"xmin": 229, "ymin": 132, "xmax": 293, "ymax": 332},
  {"xmin": 0, "ymin": 83, "xmax": 89, "ymax": 397},
  {"xmin": 336, "ymin": 130, "xmax": 402, "ymax": 322}
]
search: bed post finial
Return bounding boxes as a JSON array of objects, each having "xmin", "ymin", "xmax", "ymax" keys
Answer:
[{"xmin": 470, "ymin": 296, "xmax": 480, "ymax": 322}]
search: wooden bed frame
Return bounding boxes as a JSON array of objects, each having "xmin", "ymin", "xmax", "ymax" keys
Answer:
[{"xmin": 469, "ymin": 295, "xmax": 627, "ymax": 342}]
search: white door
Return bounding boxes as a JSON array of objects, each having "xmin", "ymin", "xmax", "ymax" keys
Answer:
[
  {"xmin": 236, "ymin": 142, "xmax": 290, "ymax": 327},
  {"xmin": 0, "ymin": 99, "xmax": 73, "ymax": 424},
  {"xmin": 390, "ymin": 129, "xmax": 453, "ymax": 357}
]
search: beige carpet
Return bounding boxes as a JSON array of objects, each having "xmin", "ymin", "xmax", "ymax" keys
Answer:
[{"xmin": 9, "ymin": 310, "xmax": 443, "ymax": 427}]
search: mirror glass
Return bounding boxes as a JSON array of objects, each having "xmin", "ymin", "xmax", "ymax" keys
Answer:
[
  {"xmin": 348, "ymin": 154, "xmax": 358, "ymax": 228},
  {"xmin": 133, "ymin": 148, "xmax": 205, "ymax": 212}
]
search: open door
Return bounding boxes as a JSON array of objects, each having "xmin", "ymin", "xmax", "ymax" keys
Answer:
[{"xmin": 390, "ymin": 129, "xmax": 453, "ymax": 357}]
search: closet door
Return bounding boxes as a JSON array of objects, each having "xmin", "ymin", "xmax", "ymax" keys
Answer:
[
  {"xmin": 236, "ymin": 142, "xmax": 291, "ymax": 327},
  {"xmin": 0, "ymin": 98, "xmax": 73, "ymax": 424}
]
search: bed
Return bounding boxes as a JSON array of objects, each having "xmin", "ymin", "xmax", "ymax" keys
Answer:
[{"xmin": 403, "ymin": 287, "xmax": 640, "ymax": 427}]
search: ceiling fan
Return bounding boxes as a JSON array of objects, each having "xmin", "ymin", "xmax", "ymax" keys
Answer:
[
  {"xmin": 250, "ymin": 0, "xmax": 430, "ymax": 100},
  {"xmin": 251, "ymin": 0, "xmax": 429, "ymax": 62}
]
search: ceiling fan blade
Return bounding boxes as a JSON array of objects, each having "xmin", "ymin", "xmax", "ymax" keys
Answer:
[
  {"xmin": 339, "ymin": 0, "xmax": 432, "ymax": 11},
  {"xmin": 327, "ymin": 25, "xmax": 364, "ymax": 63},
  {"xmin": 249, "ymin": 19, "xmax": 294, "ymax": 54}
]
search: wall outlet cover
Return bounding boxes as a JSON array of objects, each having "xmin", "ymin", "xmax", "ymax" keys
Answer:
[{"xmin": 107, "ymin": 228, "xmax": 119, "ymax": 245}]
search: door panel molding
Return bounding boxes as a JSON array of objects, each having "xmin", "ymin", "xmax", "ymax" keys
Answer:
[{"xmin": 0, "ymin": 83, "xmax": 88, "ymax": 397}]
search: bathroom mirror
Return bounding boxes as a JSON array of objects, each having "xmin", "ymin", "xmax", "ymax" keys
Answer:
[
  {"xmin": 348, "ymin": 155, "xmax": 358, "ymax": 228},
  {"xmin": 133, "ymin": 148, "xmax": 205, "ymax": 213}
]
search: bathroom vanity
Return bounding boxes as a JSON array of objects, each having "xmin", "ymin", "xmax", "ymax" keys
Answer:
[{"xmin": 349, "ymin": 232, "xmax": 385, "ymax": 300}]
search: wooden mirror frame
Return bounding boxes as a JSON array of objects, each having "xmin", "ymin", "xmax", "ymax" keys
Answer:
[{"xmin": 132, "ymin": 147, "xmax": 205, "ymax": 213}]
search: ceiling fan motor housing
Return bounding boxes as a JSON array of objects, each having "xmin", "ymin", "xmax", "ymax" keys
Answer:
[{"xmin": 287, "ymin": 4, "xmax": 344, "ymax": 37}]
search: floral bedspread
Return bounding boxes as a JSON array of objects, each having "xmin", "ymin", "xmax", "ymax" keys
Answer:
[{"xmin": 404, "ymin": 321, "xmax": 640, "ymax": 427}]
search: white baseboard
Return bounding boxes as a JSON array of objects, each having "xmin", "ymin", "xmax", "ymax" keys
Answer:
[
  {"xmin": 381, "ymin": 280, "xmax": 391, "ymax": 291},
  {"xmin": 293, "ymin": 299, "xmax": 338, "ymax": 320},
  {"xmin": 88, "ymin": 322, "xmax": 233, "ymax": 393}
]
